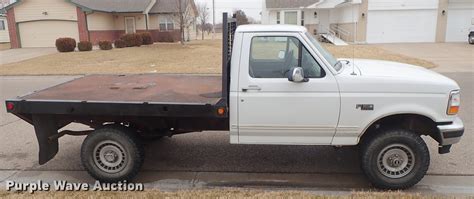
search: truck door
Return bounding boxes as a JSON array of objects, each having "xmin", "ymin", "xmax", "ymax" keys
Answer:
[{"xmin": 237, "ymin": 32, "xmax": 340, "ymax": 145}]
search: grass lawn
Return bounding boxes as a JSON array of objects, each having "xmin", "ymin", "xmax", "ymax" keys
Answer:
[
  {"xmin": 0, "ymin": 40, "xmax": 435, "ymax": 75},
  {"xmin": 0, "ymin": 189, "xmax": 450, "ymax": 199},
  {"xmin": 323, "ymin": 44, "xmax": 436, "ymax": 68}
]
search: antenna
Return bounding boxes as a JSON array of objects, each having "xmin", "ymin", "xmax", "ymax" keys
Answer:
[{"xmin": 350, "ymin": 1, "xmax": 357, "ymax": 76}]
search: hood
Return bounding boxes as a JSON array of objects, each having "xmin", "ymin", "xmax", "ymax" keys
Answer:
[
  {"xmin": 354, "ymin": 59, "xmax": 442, "ymax": 79},
  {"xmin": 337, "ymin": 59, "xmax": 460, "ymax": 94}
]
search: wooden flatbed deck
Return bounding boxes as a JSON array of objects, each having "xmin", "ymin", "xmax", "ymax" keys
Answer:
[{"xmin": 21, "ymin": 74, "xmax": 223, "ymax": 105}]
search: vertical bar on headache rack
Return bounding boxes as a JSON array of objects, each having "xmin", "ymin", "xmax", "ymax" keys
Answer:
[{"xmin": 222, "ymin": 13, "xmax": 229, "ymax": 104}]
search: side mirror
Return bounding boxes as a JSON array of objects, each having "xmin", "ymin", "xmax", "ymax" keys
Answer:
[{"xmin": 288, "ymin": 67, "xmax": 309, "ymax": 83}]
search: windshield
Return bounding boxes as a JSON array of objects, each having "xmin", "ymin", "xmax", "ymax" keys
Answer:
[{"xmin": 304, "ymin": 32, "xmax": 340, "ymax": 71}]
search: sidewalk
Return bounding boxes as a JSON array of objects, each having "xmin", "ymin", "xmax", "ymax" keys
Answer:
[{"xmin": 0, "ymin": 48, "xmax": 57, "ymax": 65}]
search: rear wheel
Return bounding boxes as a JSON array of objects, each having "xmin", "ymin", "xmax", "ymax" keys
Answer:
[
  {"xmin": 360, "ymin": 128, "xmax": 430, "ymax": 190},
  {"xmin": 81, "ymin": 126, "xmax": 144, "ymax": 182},
  {"xmin": 469, "ymin": 36, "xmax": 474, "ymax": 44}
]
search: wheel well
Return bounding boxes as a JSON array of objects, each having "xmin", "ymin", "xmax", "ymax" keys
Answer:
[{"xmin": 360, "ymin": 114, "xmax": 440, "ymax": 144}]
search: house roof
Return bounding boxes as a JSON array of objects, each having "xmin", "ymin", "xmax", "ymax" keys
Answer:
[
  {"xmin": 70, "ymin": 0, "xmax": 151, "ymax": 13},
  {"xmin": 265, "ymin": 0, "xmax": 319, "ymax": 9},
  {"xmin": 5, "ymin": 0, "xmax": 196, "ymax": 14},
  {"xmin": 149, "ymin": 0, "xmax": 196, "ymax": 14}
]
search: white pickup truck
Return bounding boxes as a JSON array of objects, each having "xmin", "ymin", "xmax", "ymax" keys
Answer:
[{"xmin": 6, "ymin": 14, "xmax": 464, "ymax": 190}]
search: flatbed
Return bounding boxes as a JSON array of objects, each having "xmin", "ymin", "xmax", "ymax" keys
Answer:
[
  {"xmin": 21, "ymin": 74, "xmax": 223, "ymax": 104},
  {"xmin": 9, "ymin": 73, "xmax": 228, "ymax": 119},
  {"xmin": 6, "ymin": 13, "xmax": 236, "ymax": 166},
  {"xmin": 6, "ymin": 74, "xmax": 230, "ymax": 165}
]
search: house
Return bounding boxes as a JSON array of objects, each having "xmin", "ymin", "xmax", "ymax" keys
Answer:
[
  {"xmin": 0, "ymin": 10, "xmax": 10, "ymax": 44},
  {"xmin": 262, "ymin": 0, "xmax": 474, "ymax": 44},
  {"xmin": 5, "ymin": 0, "xmax": 198, "ymax": 48},
  {"xmin": 0, "ymin": 0, "xmax": 13, "ymax": 44}
]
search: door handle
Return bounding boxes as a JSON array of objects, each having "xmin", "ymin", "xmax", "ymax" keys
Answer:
[{"xmin": 242, "ymin": 85, "xmax": 261, "ymax": 92}]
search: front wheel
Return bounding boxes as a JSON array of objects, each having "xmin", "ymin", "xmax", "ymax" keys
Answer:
[
  {"xmin": 360, "ymin": 129, "xmax": 430, "ymax": 190},
  {"xmin": 81, "ymin": 126, "xmax": 144, "ymax": 182},
  {"xmin": 469, "ymin": 36, "xmax": 474, "ymax": 44}
]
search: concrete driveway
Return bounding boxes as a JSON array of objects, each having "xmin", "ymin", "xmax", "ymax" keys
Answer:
[
  {"xmin": 0, "ymin": 48, "xmax": 57, "ymax": 65},
  {"xmin": 376, "ymin": 43, "xmax": 474, "ymax": 73}
]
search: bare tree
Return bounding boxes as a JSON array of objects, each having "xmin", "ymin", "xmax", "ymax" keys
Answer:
[
  {"xmin": 204, "ymin": 23, "xmax": 213, "ymax": 35},
  {"xmin": 197, "ymin": 2, "xmax": 209, "ymax": 40},
  {"xmin": 233, "ymin": 10, "xmax": 250, "ymax": 25},
  {"xmin": 196, "ymin": 23, "xmax": 212, "ymax": 36},
  {"xmin": 174, "ymin": 0, "xmax": 195, "ymax": 45}
]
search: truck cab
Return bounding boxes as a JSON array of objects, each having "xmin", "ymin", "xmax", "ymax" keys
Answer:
[{"xmin": 229, "ymin": 25, "xmax": 463, "ymax": 147}]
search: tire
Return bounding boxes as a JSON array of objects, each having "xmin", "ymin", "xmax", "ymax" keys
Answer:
[
  {"xmin": 469, "ymin": 36, "xmax": 474, "ymax": 44},
  {"xmin": 360, "ymin": 128, "xmax": 430, "ymax": 190},
  {"xmin": 81, "ymin": 126, "xmax": 144, "ymax": 182}
]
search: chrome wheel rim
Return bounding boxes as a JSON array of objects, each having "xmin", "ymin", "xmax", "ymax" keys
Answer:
[
  {"xmin": 93, "ymin": 141, "xmax": 126, "ymax": 174},
  {"xmin": 377, "ymin": 144, "xmax": 415, "ymax": 179}
]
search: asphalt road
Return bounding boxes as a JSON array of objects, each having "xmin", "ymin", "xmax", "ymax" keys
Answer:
[{"xmin": 0, "ymin": 73, "xmax": 472, "ymax": 192}]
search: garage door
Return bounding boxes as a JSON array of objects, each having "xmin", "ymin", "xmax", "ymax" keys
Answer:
[
  {"xmin": 446, "ymin": 1, "xmax": 474, "ymax": 42},
  {"xmin": 367, "ymin": 10, "xmax": 437, "ymax": 43},
  {"xmin": 19, "ymin": 21, "xmax": 79, "ymax": 48}
]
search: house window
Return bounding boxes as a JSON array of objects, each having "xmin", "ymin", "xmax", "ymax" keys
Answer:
[
  {"xmin": 276, "ymin": 11, "xmax": 280, "ymax": 24},
  {"xmin": 284, "ymin": 11, "xmax": 298, "ymax": 25},
  {"xmin": 0, "ymin": 20, "xmax": 5, "ymax": 31},
  {"xmin": 301, "ymin": 11, "xmax": 305, "ymax": 26},
  {"xmin": 160, "ymin": 16, "xmax": 174, "ymax": 31}
]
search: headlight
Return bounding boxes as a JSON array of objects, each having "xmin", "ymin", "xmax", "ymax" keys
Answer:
[{"xmin": 447, "ymin": 90, "xmax": 460, "ymax": 115}]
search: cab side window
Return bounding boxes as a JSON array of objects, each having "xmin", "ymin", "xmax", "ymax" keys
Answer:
[{"xmin": 249, "ymin": 36, "xmax": 325, "ymax": 78}]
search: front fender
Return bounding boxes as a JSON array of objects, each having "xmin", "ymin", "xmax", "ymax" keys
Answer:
[{"xmin": 332, "ymin": 93, "xmax": 450, "ymax": 145}]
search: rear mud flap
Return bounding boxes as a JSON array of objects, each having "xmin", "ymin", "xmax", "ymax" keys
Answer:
[{"xmin": 32, "ymin": 115, "xmax": 59, "ymax": 165}]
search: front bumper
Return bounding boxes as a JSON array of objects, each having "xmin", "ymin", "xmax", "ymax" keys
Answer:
[{"xmin": 437, "ymin": 117, "xmax": 464, "ymax": 146}]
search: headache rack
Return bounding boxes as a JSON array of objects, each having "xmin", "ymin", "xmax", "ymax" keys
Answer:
[{"xmin": 220, "ymin": 12, "xmax": 237, "ymax": 106}]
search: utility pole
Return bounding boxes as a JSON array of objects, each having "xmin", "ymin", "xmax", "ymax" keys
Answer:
[{"xmin": 212, "ymin": 0, "xmax": 215, "ymax": 39}]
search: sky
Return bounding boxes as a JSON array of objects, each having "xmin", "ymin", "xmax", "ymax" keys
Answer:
[{"xmin": 194, "ymin": 0, "xmax": 263, "ymax": 24}]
